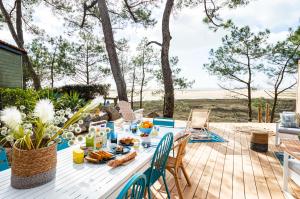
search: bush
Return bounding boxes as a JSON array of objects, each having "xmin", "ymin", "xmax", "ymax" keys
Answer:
[
  {"xmin": 55, "ymin": 84, "xmax": 110, "ymax": 100},
  {"xmin": 0, "ymin": 88, "xmax": 39, "ymax": 112}
]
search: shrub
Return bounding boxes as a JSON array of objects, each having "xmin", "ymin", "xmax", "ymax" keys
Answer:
[
  {"xmin": 0, "ymin": 88, "xmax": 39, "ymax": 112},
  {"xmin": 55, "ymin": 84, "xmax": 110, "ymax": 100}
]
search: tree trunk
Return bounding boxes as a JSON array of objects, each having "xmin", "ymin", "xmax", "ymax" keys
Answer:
[
  {"xmin": 270, "ymin": 90, "xmax": 278, "ymax": 123},
  {"xmin": 247, "ymin": 83, "xmax": 252, "ymax": 122},
  {"xmin": 86, "ymin": 44, "xmax": 90, "ymax": 85},
  {"xmin": 50, "ymin": 47, "xmax": 57, "ymax": 88},
  {"xmin": 98, "ymin": 0, "xmax": 128, "ymax": 101},
  {"xmin": 130, "ymin": 67, "xmax": 136, "ymax": 109},
  {"xmin": 140, "ymin": 64, "xmax": 145, "ymax": 109},
  {"xmin": 161, "ymin": 0, "xmax": 175, "ymax": 118}
]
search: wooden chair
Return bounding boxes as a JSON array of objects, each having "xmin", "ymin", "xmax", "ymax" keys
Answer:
[
  {"xmin": 190, "ymin": 109, "xmax": 211, "ymax": 130},
  {"xmin": 118, "ymin": 101, "xmax": 144, "ymax": 122},
  {"xmin": 166, "ymin": 133, "xmax": 192, "ymax": 199}
]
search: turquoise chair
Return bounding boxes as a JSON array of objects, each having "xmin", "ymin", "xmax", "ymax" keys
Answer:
[
  {"xmin": 0, "ymin": 147, "xmax": 9, "ymax": 171},
  {"xmin": 117, "ymin": 173, "xmax": 147, "ymax": 199},
  {"xmin": 153, "ymin": 117, "xmax": 175, "ymax": 128},
  {"xmin": 144, "ymin": 132, "xmax": 174, "ymax": 199},
  {"xmin": 57, "ymin": 137, "xmax": 69, "ymax": 151}
]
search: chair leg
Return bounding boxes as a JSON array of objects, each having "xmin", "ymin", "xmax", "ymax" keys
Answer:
[
  {"xmin": 147, "ymin": 186, "xmax": 151, "ymax": 199},
  {"xmin": 174, "ymin": 172, "xmax": 184, "ymax": 199},
  {"xmin": 181, "ymin": 165, "xmax": 191, "ymax": 186},
  {"xmin": 162, "ymin": 174, "xmax": 171, "ymax": 199}
]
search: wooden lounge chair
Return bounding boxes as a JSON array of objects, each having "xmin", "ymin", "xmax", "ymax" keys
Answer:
[
  {"xmin": 190, "ymin": 109, "xmax": 211, "ymax": 130},
  {"xmin": 166, "ymin": 133, "xmax": 192, "ymax": 199},
  {"xmin": 118, "ymin": 101, "xmax": 143, "ymax": 122}
]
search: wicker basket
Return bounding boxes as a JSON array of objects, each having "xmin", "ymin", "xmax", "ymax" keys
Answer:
[{"xmin": 11, "ymin": 143, "xmax": 57, "ymax": 189}]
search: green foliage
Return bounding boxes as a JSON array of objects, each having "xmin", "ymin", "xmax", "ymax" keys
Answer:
[
  {"xmin": 252, "ymin": 98, "xmax": 267, "ymax": 109},
  {"xmin": 55, "ymin": 91, "xmax": 84, "ymax": 110},
  {"xmin": 204, "ymin": 25, "xmax": 269, "ymax": 84},
  {"xmin": 0, "ymin": 88, "xmax": 39, "ymax": 112},
  {"xmin": 55, "ymin": 84, "xmax": 110, "ymax": 100}
]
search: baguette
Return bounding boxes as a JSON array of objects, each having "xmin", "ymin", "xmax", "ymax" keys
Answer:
[
  {"xmin": 85, "ymin": 156, "xmax": 99, "ymax": 163},
  {"xmin": 107, "ymin": 151, "xmax": 137, "ymax": 168}
]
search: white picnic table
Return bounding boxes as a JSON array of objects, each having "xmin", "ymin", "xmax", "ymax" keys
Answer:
[{"xmin": 0, "ymin": 122, "xmax": 186, "ymax": 199}]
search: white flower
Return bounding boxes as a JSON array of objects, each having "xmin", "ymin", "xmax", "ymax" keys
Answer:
[
  {"xmin": 54, "ymin": 137, "xmax": 62, "ymax": 143},
  {"xmin": 83, "ymin": 96, "xmax": 103, "ymax": 112},
  {"xmin": 66, "ymin": 131, "xmax": 74, "ymax": 139},
  {"xmin": 87, "ymin": 133, "xmax": 93, "ymax": 139},
  {"xmin": 89, "ymin": 126, "xmax": 96, "ymax": 133},
  {"xmin": 68, "ymin": 125, "xmax": 75, "ymax": 132},
  {"xmin": 24, "ymin": 123, "xmax": 32, "ymax": 129},
  {"xmin": 47, "ymin": 141, "xmax": 55, "ymax": 147},
  {"xmin": 1, "ymin": 130, "xmax": 7, "ymax": 136},
  {"xmin": 74, "ymin": 127, "xmax": 82, "ymax": 134},
  {"xmin": 66, "ymin": 108, "xmax": 71, "ymax": 114},
  {"xmin": 43, "ymin": 133, "xmax": 51, "ymax": 139},
  {"xmin": 73, "ymin": 123, "xmax": 79, "ymax": 128},
  {"xmin": 62, "ymin": 132, "xmax": 67, "ymax": 139},
  {"xmin": 6, "ymin": 135, "xmax": 14, "ymax": 142},
  {"xmin": 68, "ymin": 140, "xmax": 75, "ymax": 146},
  {"xmin": 20, "ymin": 105, "xmax": 26, "ymax": 110},
  {"xmin": 78, "ymin": 120, "xmax": 84, "ymax": 125},
  {"xmin": 1, "ymin": 127, "xmax": 7, "ymax": 131},
  {"xmin": 21, "ymin": 113, "xmax": 26, "ymax": 120},
  {"xmin": 77, "ymin": 135, "xmax": 84, "ymax": 142},
  {"xmin": 71, "ymin": 137, "xmax": 76, "ymax": 141},
  {"xmin": 25, "ymin": 129, "xmax": 33, "ymax": 135},
  {"xmin": 0, "ymin": 107, "xmax": 22, "ymax": 130},
  {"xmin": 34, "ymin": 99, "xmax": 54, "ymax": 124},
  {"xmin": 105, "ymin": 128, "xmax": 111, "ymax": 133},
  {"xmin": 82, "ymin": 113, "xmax": 88, "ymax": 118}
]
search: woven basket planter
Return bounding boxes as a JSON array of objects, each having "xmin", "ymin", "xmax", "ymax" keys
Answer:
[{"xmin": 11, "ymin": 143, "xmax": 57, "ymax": 189}]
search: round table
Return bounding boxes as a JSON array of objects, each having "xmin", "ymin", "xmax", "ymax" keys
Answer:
[{"xmin": 250, "ymin": 131, "xmax": 268, "ymax": 152}]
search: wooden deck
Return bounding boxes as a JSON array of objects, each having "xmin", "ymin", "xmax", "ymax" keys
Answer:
[{"xmin": 151, "ymin": 123, "xmax": 300, "ymax": 199}]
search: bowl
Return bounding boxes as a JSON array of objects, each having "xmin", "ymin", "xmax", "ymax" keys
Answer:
[{"xmin": 139, "ymin": 127, "xmax": 153, "ymax": 135}]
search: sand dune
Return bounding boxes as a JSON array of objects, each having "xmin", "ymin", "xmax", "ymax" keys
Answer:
[{"xmin": 109, "ymin": 89, "xmax": 296, "ymax": 101}]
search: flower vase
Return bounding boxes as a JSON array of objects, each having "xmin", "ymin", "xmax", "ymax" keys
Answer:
[{"xmin": 11, "ymin": 143, "xmax": 57, "ymax": 189}]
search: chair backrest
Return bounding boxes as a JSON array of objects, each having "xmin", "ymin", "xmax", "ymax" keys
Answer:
[
  {"xmin": 0, "ymin": 147, "xmax": 9, "ymax": 171},
  {"xmin": 118, "ymin": 101, "xmax": 136, "ymax": 122},
  {"xmin": 117, "ymin": 173, "xmax": 147, "ymax": 199},
  {"xmin": 191, "ymin": 109, "xmax": 210, "ymax": 129},
  {"xmin": 153, "ymin": 117, "xmax": 175, "ymax": 128},
  {"xmin": 149, "ymin": 133, "xmax": 174, "ymax": 177},
  {"xmin": 173, "ymin": 134, "xmax": 191, "ymax": 168}
]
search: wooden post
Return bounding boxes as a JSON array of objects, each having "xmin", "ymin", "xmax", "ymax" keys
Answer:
[
  {"xmin": 258, "ymin": 103, "xmax": 262, "ymax": 123},
  {"xmin": 265, "ymin": 103, "xmax": 270, "ymax": 123}
]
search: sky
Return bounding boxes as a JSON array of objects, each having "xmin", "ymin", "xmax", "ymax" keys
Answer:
[{"xmin": 0, "ymin": 0, "xmax": 300, "ymax": 90}]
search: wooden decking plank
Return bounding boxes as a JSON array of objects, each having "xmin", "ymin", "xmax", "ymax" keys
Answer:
[
  {"xmin": 245, "ymin": 129, "xmax": 272, "ymax": 199},
  {"xmin": 240, "ymin": 132, "xmax": 259, "ymax": 199},
  {"xmin": 233, "ymin": 131, "xmax": 245, "ymax": 199},
  {"xmin": 206, "ymin": 129, "xmax": 230, "ymax": 199},
  {"xmin": 192, "ymin": 140, "xmax": 222, "ymax": 199},
  {"xmin": 219, "ymin": 129, "xmax": 235, "ymax": 199},
  {"xmin": 182, "ymin": 142, "xmax": 215, "ymax": 199}
]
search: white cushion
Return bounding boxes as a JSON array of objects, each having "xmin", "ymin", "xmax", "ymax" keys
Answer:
[
  {"xmin": 289, "ymin": 159, "xmax": 300, "ymax": 175},
  {"xmin": 278, "ymin": 127, "xmax": 300, "ymax": 135}
]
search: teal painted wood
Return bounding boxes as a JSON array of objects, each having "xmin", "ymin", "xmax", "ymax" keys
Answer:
[
  {"xmin": 0, "ymin": 49, "xmax": 23, "ymax": 88},
  {"xmin": 117, "ymin": 173, "xmax": 147, "ymax": 199},
  {"xmin": 153, "ymin": 117, "xmax": 175, "ymax": 128},
  {"xmin": 144, "ymin": 132, "xmax": 174, "ymax": 199},
  {"xmin": 57, "ymin": 137, "xmax": 69, "ymax": 151},
  {"xmin": 0, "ymin": 147, "xmax": 9, "ymax": 171}
]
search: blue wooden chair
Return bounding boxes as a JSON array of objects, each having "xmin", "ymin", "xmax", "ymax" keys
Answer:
[
  {"xmin": 153, "ymin": 117, "xmax": 175, "ymax": 128},
  {"xmin": 0, "ymin": 147, "xmax": 9, "ymax": 171},
  {"xmin": 144, "ymin": 132, "xmax": 174, "ymax": 199},
  {"xmin": 117, "ymin": 173, "xmax": 147, "ymax": 199},
  {"xmin": 57, "ymin": 137, "xmax": 69, "ymax": 151}
]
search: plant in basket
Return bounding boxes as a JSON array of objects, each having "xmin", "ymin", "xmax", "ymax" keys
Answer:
[{"xmin": 0, "ymin": 97, "xmax": 103, "ymax": 189}]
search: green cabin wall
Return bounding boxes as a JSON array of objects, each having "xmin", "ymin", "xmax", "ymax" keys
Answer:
[{"xmin": 0, "ymin": 48, "xmax": 23, "ymax": 88}]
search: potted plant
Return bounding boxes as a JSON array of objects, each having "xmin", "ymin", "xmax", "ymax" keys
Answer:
[{"xmin": 0, "ymin": 97, "xmax": 102, "ymax": 189}]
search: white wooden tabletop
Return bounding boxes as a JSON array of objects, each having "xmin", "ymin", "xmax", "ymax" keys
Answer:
[{"xmin": 0, "ymin": 125, "xmax": 185, "ymax": 199}]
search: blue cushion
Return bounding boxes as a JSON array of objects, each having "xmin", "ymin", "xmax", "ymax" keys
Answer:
[
  {"xmin": 0, "ymin": 148, "xmax": 9, "ymax": 171},
  {"xmin": 280, "ymin": 112, "xmax": 298, "ymax": 128},
  {"xmin": 153, "ymin": 117, "xmax": 175, "ymax": 128},
  {"xmin": 57, "ymin": 137, "xmax": 69, "ymax": 151}
]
